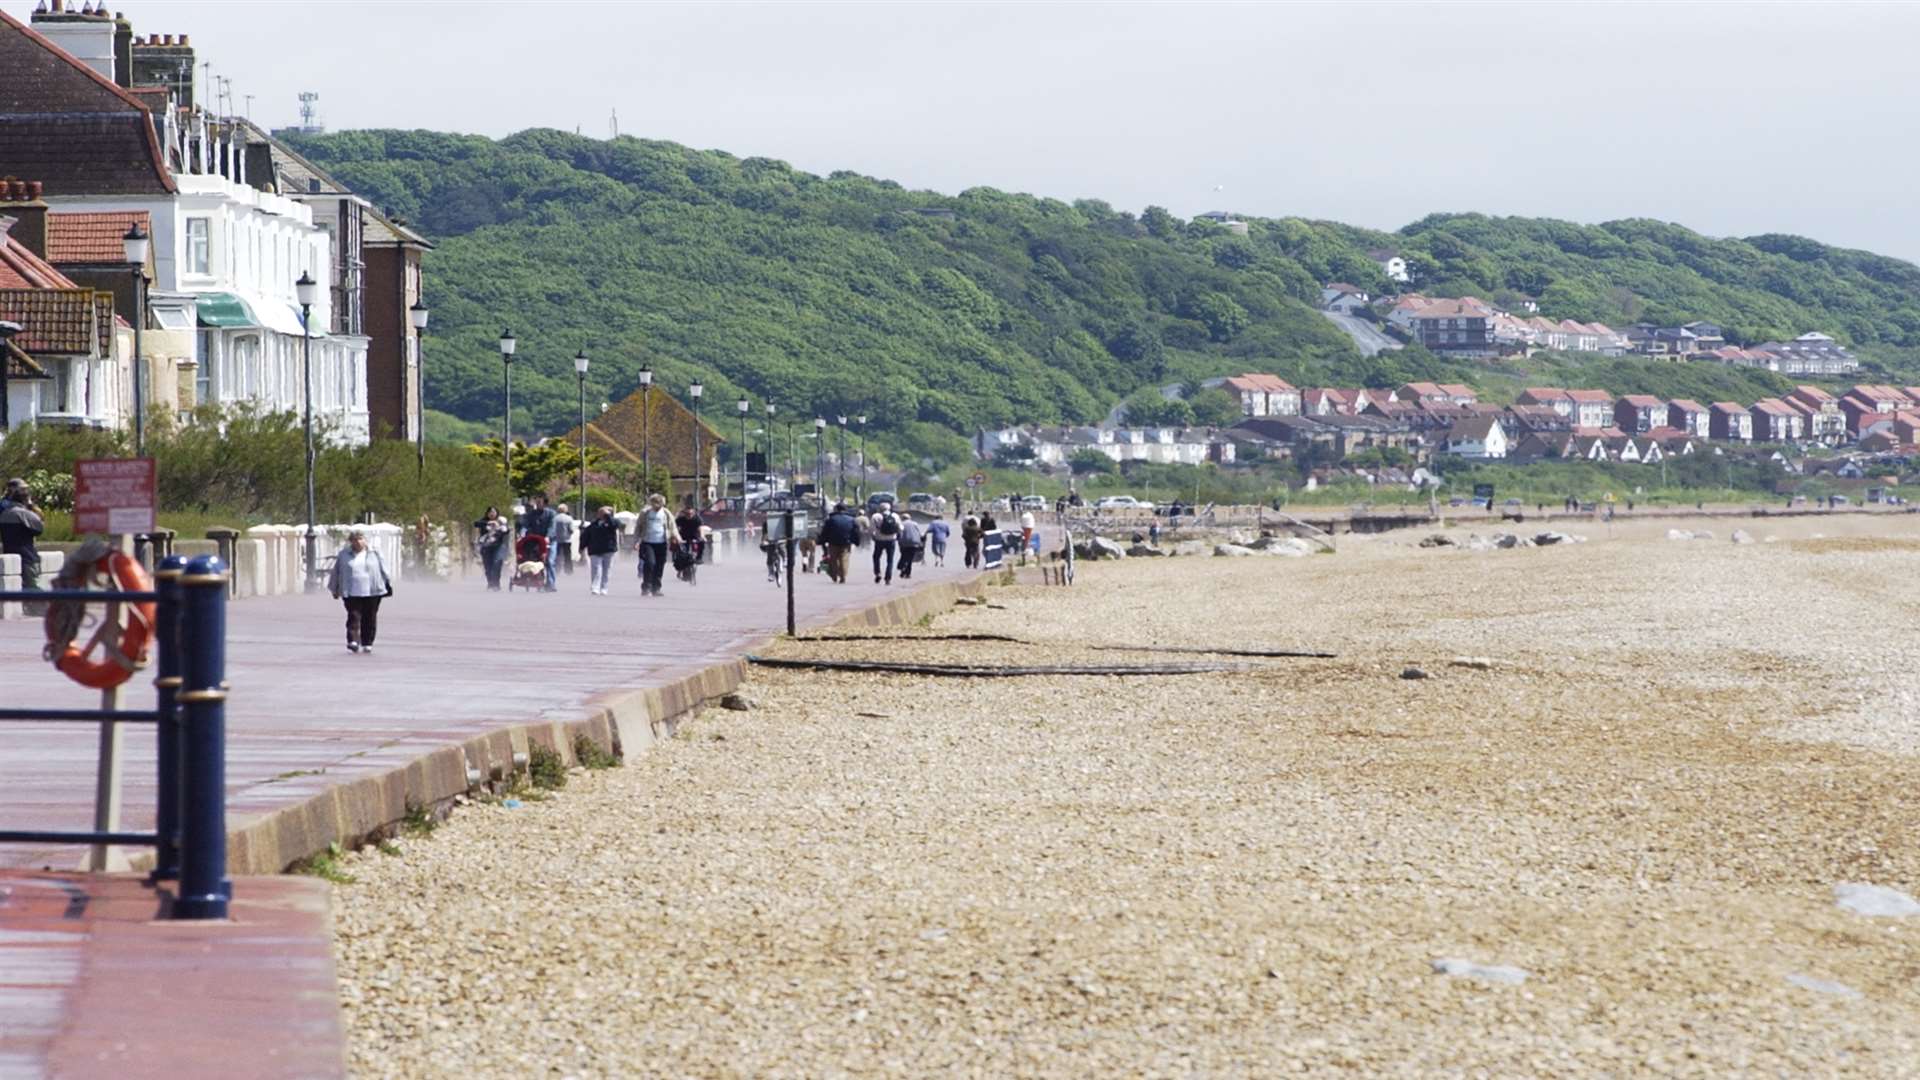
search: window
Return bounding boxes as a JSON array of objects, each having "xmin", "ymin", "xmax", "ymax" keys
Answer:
[
  {"xmin": 185, "ymin": 217, "xmax": 210, "ymax": 275},
  {"xmin": 195, "ymin": 331, "xmax": 215, "ymax": 404},
  {"xmin": 45, "ymin": 358, "xmax": 75, "ymax": 413}
]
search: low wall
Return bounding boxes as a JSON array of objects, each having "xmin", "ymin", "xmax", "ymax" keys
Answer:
[{"xmin": 134, "ymin": 570, "xmax": 993, "ymax": 876}]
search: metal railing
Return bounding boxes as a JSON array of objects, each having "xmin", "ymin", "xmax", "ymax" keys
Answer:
[{"xmin": 0, "ymin": 554, "xmax": 231, "ymax": 919}]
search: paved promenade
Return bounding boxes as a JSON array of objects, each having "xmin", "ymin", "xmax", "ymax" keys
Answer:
[{"xmin": 0, "ymin": 549, "xmax": 964, "ymax": 870}]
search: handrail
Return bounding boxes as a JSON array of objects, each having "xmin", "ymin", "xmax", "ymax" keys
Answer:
[{"xmin": 0, "ymin": 554, "xmax": 230, "ymax": 920}]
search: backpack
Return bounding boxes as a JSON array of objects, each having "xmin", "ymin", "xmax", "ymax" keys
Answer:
[{"xmin": 877, "ymin": 513, "xmax": 900, "ymax": 538}]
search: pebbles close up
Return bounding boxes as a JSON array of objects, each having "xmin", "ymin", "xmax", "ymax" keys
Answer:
[{"xmin": 331, "ymin": 514, "xmax": 1920, "ymax": 1077}]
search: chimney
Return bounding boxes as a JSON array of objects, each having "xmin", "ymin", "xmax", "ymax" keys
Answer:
[
  {"xmin": 113, "ymin": 11, "xmax": 132, "ymax": 88},
  {"xmin": 31, "ymin": 0, "xmax": 118, "ymax": 80},
  {"xmin": 0, "ymin": 180, "xmax": 50, "ymax": 261}
]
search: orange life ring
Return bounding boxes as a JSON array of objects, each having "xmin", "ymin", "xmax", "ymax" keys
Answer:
[{"xmin": 46, "ymin": 552, "xmax": 156, "ymax": 690}]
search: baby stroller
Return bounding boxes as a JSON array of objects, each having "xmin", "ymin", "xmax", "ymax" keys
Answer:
[
  {"xmin": 510, "ymin": 534, "xmax": 550, "ymax": 592},
  {"xmin": 673, "ymin": 538, "xmax": 703, "ymax": 585}
]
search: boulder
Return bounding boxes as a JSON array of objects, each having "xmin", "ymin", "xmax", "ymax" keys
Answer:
[
  {"xmin": 1493, "ymin": 533, "xmax": 1521, "ymax": 549},
  {"xmin": 1418, "ymin": 534, "xmax": 1456, "ymax": 548},
  {"xmin": 1213, "ymin": 544, "xmax": 1257, "ymax": 557},
  {"xmin": 1170, "ymin": 540, "xmax": 1213, "ymax": 558},
  {"xmin": 1269, "ymin": 538, "xmax": 1316, "ymax": 558},
  {"xmin": 1534, "ymin": 531, "xmax": 1573, "ymax": 546},
  {"xmin": 1667, "ymin": 529, "xmax": 1695, "ymax": 541},
  {"xmin": 1125, "ymin": 544, "xmax": 1166, "ymax": 557},
  {"xmin": 1695, "ymin": 529, "xmax": 1716, "ymax": 540},
  {"xmin": 1465, "ymin": 534, "xmax": 1494, "ymax": 552},
  {"xmin": 1731, "ymin": 529, "xmax": 1755, "ymax": 544},
  {"xmin": 1074, "ymin": 536, "xmax": 1128, "ymax": 560}
]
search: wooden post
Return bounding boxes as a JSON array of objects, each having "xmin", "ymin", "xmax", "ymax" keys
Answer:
[{"xmin": 89, "ymin": 532, "xmax": 132, "ymax": 872}]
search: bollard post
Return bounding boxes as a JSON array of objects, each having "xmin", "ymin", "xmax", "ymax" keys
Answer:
[
  {"xmin": 175, "ymin": 554, "xmax": 230, "ymax": 919},
  {"xmin": 784, "ymin": 510, "xmax": 796, "ymax": 637},
  {"xmin": 148, "ymin": 555, "xmax": 186, "ymax": 883}
]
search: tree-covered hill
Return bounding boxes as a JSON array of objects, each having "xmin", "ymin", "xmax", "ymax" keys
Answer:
[{"xmin": 286, "ymin": 128, "xmax": 1920, "ymax": 443}]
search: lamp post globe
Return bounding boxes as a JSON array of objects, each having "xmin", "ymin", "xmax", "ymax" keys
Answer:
[
  {"xmin": 408, "ymin": 301, "xmax": 428, "ymax": 476},
  {"xmin": 857, "ymin": 414, "xmax": 868, "ymax": 502},
  {"xmin": 295, "ymin": 271, "xmax": 319, "ymax": 591},
  {"xmin": 123, "ymin": 224, "xmax": 150, "ymax": 455},
  {"xmin": 737, "ymin": 398, "xmax": 750, "ymax": 505},
  {"xmin": 497, "ymin": 328, "xmax": 517, "ymax": 473}
]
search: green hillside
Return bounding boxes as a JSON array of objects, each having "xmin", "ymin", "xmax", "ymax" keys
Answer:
[{"xmin": 286, "ymin": 129, "xmax": 1920, "ymax": 443}]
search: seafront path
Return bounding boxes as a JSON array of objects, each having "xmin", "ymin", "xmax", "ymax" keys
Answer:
[{"xmin": 0, "ymin": 549, "xmax": 982, "ymax": 1078}]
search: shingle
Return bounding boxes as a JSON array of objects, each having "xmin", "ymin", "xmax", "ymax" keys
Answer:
[
  {"xmin": 47, "ymin": 210, "xmax": 151, "ymax": 263},
  {"xmin": 0, "ymin": 287, "xmax": 95, "ymax": 354}
]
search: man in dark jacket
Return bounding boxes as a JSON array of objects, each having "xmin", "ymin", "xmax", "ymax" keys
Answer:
[
  {"xmin": 579, "ymin": 506, "xmax": 621, "ymax": 595},
  {"xmin": 0, "ymin": 479, "xmax": 44, "ymax": 596},
  {"xmin": 518, "ymin": 494, "xmax": 558, "ymax": 591},
  {"xmin": 819, "ymin": 503, "xmax": 858, "ymax": 584}
]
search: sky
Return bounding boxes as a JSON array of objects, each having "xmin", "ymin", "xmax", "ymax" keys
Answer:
[{"xmin": 54, "ymin": 0, "xmax": 1920, "ymax": 262}]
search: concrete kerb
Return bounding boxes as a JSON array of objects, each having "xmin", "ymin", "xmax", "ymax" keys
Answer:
[{"xmin": 148, "ymin": 571, "xmax": 995, "ymax": 876}]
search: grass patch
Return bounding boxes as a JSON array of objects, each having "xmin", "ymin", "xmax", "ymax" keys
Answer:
[
  {"xmin": 266, "ymin": 768, "xmax": 325, "ymax": 782},
  {"xmin": 401, "ymin": 799, "xmax": 438, "ymax": 838},
  {"xmin": 291, "ymin": 841, "xmax": 354, "ymax": 884},
  {"xmin": 573, "ymin": 733, "xmax": 619, "ymax": 770},
  {"xmin": 528, "ymin": 742, "xmax": 568, "ymax": 790},
  {"xmin": 375, "ymin": 839, "xmax": 402, "ymax": 857}
]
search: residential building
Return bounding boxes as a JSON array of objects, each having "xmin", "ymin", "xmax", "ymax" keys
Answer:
[
  {"xmin": 1756, "ymin": 332, "xmax": 1857, "ymax": 376},
  {"xmin": 1510, "ymin": 403, "xmax": 1573, "ymax": 434},
  {"xmin": 1368, "ymin": 248, "xmax": 1409, "ymax": 283},
  {"xmin": 1785, "ymin": 385, "xmax": 1847, "ymax": 444},
  {"xmin": 1516, "ymin": 387, "xmax": 1574, "ymax": 417},
  {"xmin": 1614, "ymin": 394, "xmax": 1664, "ymax": 434},
  {"xmin": 1566, "ymin": 389, "xmax": 1614, "ymax": 429},
  {"xmin": 360, "ymin": 208, "xmax": 432, "ymax": 443},
  {"xmin": 3, "ymin": 6, "xmax": 370, "ymax": 442},
  {"xmin": 1220, "ymin": 373, "xmax": 1300, "ymax": 418},
  {"xmin": 1840, "ymin": 385, "xmax": 1909, "ymax": 436},
  {"xmin": 1667, "ymin": 399, "xmax": 1710, "ymax": 438},
  {"xmin": 1441, "ymin": 416, "xmax": 1508, "ymax": 459},
  {"xmin": 1708, "ymin": 401, "xmax": 1753, "ymax": 442},
  {"xmin": 0, "ymin": 210, "xmax": 125, "ymax": 431},
  {"xmin": 1410, "ymin": 298, "xmax": 1497, "ymax": 357},
  {"xmin": 1749, "ymin": 398, "xmax": 1805, "ymax": 443},
  {"xmin": 1319, "ymin": 283, "xmax": 1369, "ymax": 314},
  {"xmin": 1384, "ymin": 294, "xmax": 1429, "ymax": 333},
  {"xmin": 557, "ymin": 383, "xmax": 724, "ymax": 497}
]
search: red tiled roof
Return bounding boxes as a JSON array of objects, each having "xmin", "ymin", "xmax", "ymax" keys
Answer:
[
  {"xmin": 1751, "ymin": 398, "xmax": 1796, "ymax": 417},
  {"xmin": 1222, "ymin": 373, "xmax": 1297, "ymax": 394},
  {"xmin": 1620, "ymin": 394, "xmax": 1663, "ymax": 408},
  {"xmin": 1566, "ymin": 389, "xmax": 1614, "ymax": 403},
  {"xmin": 0, "ymin": 287, "xmax": 96, "ymax": 354},
  {"xmin": 0, "ymin": 228, "xmax": 78, "ymax": 289},
  {"xmin": 1438, "ymin": 383, "xmax": 1476, "ymax": 398},
  {"xmin": 556, "ymin": 385, "xmax": 727, "ymax": 481},
  {"xmin": 1668, "ymin": 399, "xmax": 1706, "ymax": 413},
  {"xmin": 1710, "ymin": 401, "xmax": 1746, "ymax": 415},
  {"xmin": 47, "ymin": 210, "xmax": 150, "ymax": 264}
]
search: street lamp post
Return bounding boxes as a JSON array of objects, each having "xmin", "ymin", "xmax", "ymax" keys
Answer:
[
  {"xmin": 497, "ymin": 329, "xmax": 516, "ymax": 475},
  {"xmin": 814, "ymin": 417, "xmax": 826, "ymax": 500},
  {"xmin": 689, "ymin": 381, "xmax": 704, "ymax": 505},
  {"xmin": 295, "ymin": 271, "xmax": 318, "ymax": 592},
  {"xmin": 857, "ymin": 414, "xmax": 868, "ymax": 502},
  {"xmin": 409, "ymin": 301, "xmax": 428, "ymax": 477},
  {"xmin": 574, "ymin": 349, "xmax": 590, "ymax": 517},
  {"xmin": 736, "ymin": 398, "xmax": 750, "ymax": 505},
  {"xmin": 122, "ymin": 224, "xmax": 149, "ymax": 455},
  {"xmin": 764, "ymin": 401, "xmax": 777, "ymax": 491},
  {"xmin": 837, "ymin": 415, "xmax": 847, "ymax": 502},
  {"xmin": 786, "ymin": 417, "xmax": 797, "ymax": 494},
  {"xmin": 638, "ymin": 366, "xmax": 653, "ymax": 498}
]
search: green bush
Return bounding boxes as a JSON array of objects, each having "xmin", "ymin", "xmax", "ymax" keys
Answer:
[{"xmin": 583, "ymin": 485, "xmax": 635, "ymax": 512}]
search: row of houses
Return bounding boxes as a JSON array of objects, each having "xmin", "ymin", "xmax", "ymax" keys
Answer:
[
  {"xmin": 976, "ymin": 424, "xmax": 1237, "ymax": 468},
  {"xmin": 1338, "ymin": 288, "xmax": 1860, "ymax": 374},
  {"xmin": 0, "ymin": 2, "xmax": 431, "ymax": 444}
]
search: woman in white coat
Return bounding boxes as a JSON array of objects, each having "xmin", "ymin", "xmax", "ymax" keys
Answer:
[{"xmin": 326, "ymin": 529, "xmax": 394, "ymax": 654}]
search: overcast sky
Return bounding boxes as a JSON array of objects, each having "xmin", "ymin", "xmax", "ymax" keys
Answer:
[{"xmin": 64, "ymin": 0, "xmax": 1920, "ymax": 261}]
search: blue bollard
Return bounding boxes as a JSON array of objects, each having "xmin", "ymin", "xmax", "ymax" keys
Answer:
[
  {"xmin": 174, "ymin": 554, "xmax": 230, "ymax": 919},
  {"xmin": 147, "ymin": 555, "xmax": 186, "ymax": 883}
]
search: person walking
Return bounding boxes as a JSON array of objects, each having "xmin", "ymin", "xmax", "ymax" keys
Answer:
[
  {"xmin": 580, "ymin": 505, "xmax": 620, "ymax": 595},
  {"xmin": 927, "ymin": 513, "xmax": 951, "ymax": 567},
  {"xmin": 870, "ymin": 501, "xmax": 901, "ymax": 584},
  {"xmin": 0, "ymin": 479, "xmax": 45, "ymax": 601},
  {"xmin": 961, "ymin": 511, "xmax": 982, "ymax": 569},
  {"xmin": 326, "ymin": 529, "xmax": 393, "ymax": 654},
  {"xmin": 637, "ymin": 494, "xmax": 672, "ymax": 597},
  {"xmin": 552, "ymin": 502, "xmax": 577, "ymax": 577},
  {"xmin": 897, "ymin": 513, "xmax": 925, "ymax": 580},
  {"xmin": 819, "ymin": 502, "xmax": 858, "ymax": 583},
  {"xmin": 473, "ymin": 506, "xmax": 510, "ymax": 591},
  {"xmin": 518, "ymin": 494, "xmax": 558, "ymax": 591},
  {"xmin": 1019, "ymin": 507, "xmax": 1036, "ymax": 555}
]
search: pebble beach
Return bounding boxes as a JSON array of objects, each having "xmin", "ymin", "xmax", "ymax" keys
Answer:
[{"xmin": 331, "ymin": 513, "xmax": 1920, "ymax": 1077}]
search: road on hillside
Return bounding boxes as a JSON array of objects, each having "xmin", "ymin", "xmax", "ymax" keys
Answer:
[{"xmin": 1320, "ymin": 309, "xmax": 1403, "ymax": 357}]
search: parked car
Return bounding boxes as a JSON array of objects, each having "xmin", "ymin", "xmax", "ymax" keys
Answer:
[
  {"xmin": 1095, "ymin": 495, "xmax": 1153, "ymax": 511},
  {"xmin": 866, "ymin": 491, "xmax": 900, "ymax": 514},
  {"xmin": 1020, "ymin": 495, "xmax": 1047, "ymax": 511},
  {"xmin": 907, "ymin": 492, "xmax": 940, "ymax": 511}
]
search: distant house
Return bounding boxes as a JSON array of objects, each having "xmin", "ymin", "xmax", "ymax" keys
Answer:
[
  {"xmin": 1682, "ymin": 321, "xmax": 1727, "ymax": 350},
  {"xmin": 1441, "ymin": 416, "xmax": 1508, "ymax": 459},
  {"xmin": 1510, "ymin": 403, "xmax": 1573, "ymax": 434},
  {"xmin": 1516, "ymin": 387, "xmax": 1575, "ymax": 417},
  {"xmin": 1397, "ymin": 381, "xmax": 1451, "ymax": 406},
  {"xmin": 1785, "ymin": 385, "xmax": 1847, "ymax": 443},
  {"xmin": 1439, "ymin": 383, "xmax": 1478, "ymax": 405},
  {"xmin": 1626, "ymin": 324, "xmax": 1701, "ymax": 360},
  {"xmin": 1750, "ymin": 398, "xmax": 1805, "ymax": 442},
  {"xmin": 1667, "ymin": 399, "xmax": 1710, "ymax": 438},
  {"xmin": 1708, "ymin": 401, "xmax": 1753, "ymax": 442},
  {"xmin": 1368, "ymin": 248, "xmax": 1409, "ymax": 283},
  {"xmin": 1614, "ymin": 394, "xmax": 1664, "ymax": 434},
  {"xmin": 1566, "ymin": 389, "xmax": 1615, "ymax": 429},
  {"xmin": 1384, "ymin": 294, "xmax": 1430, "ymax": 333},
  {"xmin": 1319, "ymin": 283, "xmax": 1370, "ymax": 314},
  {"xmin": 1756, "ymin": 332, "xmax": 1857, "ymax": 376},
  {"xmin": 1410, "ymin": 298, "xmax": 1498, "ymax": 357},
  {"xmin": 1840, "ymin": 385, "xmax": 1909, "ymax": 436},
  {"xmin": 1220, "ymin": 373, "xmax": 1301, "ymax": 418},
  {"xmin": 561, "ymin": 384, "xmax": 726, "ymax": 497}
]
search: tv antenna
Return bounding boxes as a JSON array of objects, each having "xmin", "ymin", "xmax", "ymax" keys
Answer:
[{"xmin": 610, "ymin": 107, "xmax": 619, "ymax": 139}]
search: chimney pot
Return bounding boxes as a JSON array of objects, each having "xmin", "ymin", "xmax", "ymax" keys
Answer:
[
  {"xmin": 50, "ymin": 0, "xmax": 62, "ymax": 13},
  {"xmin": 179, "ymin": 33, "xmax": 189, "ymax": 45}
]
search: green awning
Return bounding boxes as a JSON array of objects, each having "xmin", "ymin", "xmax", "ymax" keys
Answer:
[{"xmin": 195, "ymin": 292, "xmax": 256, "ymax": 328}]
